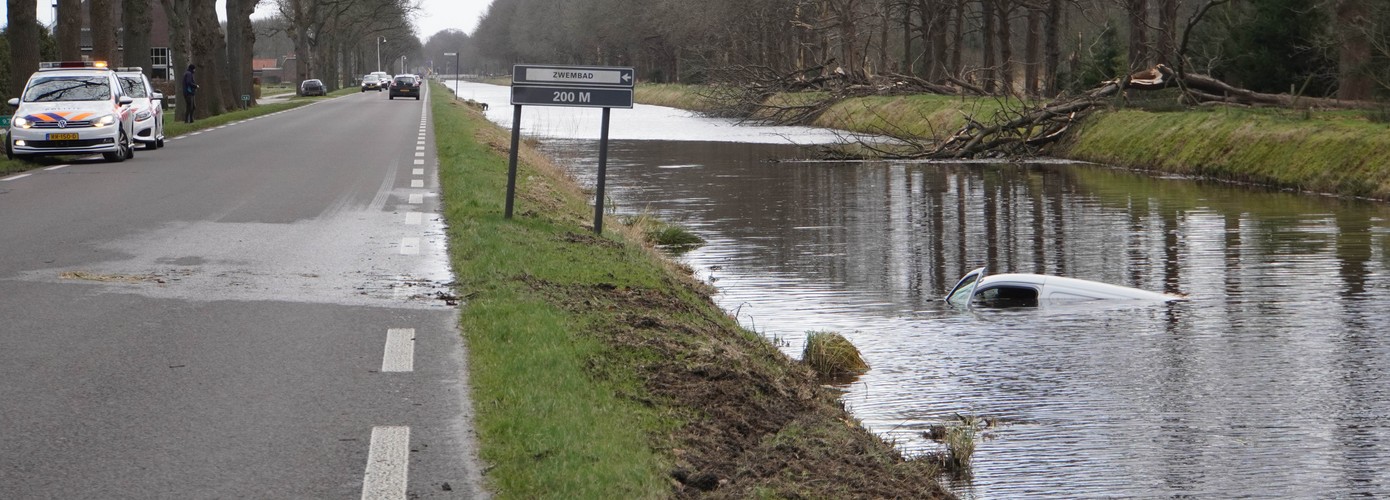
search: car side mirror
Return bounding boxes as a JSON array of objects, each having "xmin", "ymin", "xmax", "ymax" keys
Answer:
[
  {"xmin": 151, "ymin": 92, "xmax": 164, "ymax": 101},
  {"xmin": 6, "ymin": 98, "xmax": 17, "ymax": 107},
  {"xmin": 118, "ymin": 96, "xmax": 134, "ymax": 106}
]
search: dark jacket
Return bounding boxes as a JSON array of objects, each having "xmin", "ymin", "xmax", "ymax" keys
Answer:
[{"xmin": 183, "ymin": 68, "xmax": 197, "ymax": 96}]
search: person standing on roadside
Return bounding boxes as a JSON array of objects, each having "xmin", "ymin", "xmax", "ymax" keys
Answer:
[{"xmin": 182, "ymin": 64, "xmax": 199, "ymax": 123}]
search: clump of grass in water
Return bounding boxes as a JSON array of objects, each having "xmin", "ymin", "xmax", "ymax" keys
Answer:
[
  {"xmin": 801, "ymin": 331, "xmax": 869, "ymax": 379},
  {"xmin": 621, "ymin": 211, "xmax": 706, "ymax": 253},
  {"xmin": 924, "ymin": 414, "xmax": 996, "ymax": 478}
]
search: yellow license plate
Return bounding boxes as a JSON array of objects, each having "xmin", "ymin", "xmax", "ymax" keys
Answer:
[{"xmin": 47, "ymin": 133, "xmax": 79, "ymax": 141}]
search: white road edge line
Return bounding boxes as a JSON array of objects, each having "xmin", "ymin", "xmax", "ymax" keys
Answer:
[
  {"xmin": 361, "ymin": 426, "xmax": 410, "ymax": 500},
  {"xmin": 45, "ymin": 164, "xmax": 71, "ymax": 171},
  {"xmin": 381, "ymin": 328, "xmax": 416, "ymax": 372},
  {"xmin": 1, "ymin": 173, "xmax": 32, "ymax": 181}
]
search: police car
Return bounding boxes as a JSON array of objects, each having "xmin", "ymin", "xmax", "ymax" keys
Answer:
[
  {"xmin": 5, "ymin": 61, "xmax": 138, "ymax": 162},
  {"xmin": 116, "ymin": 67, "xmax": 166, "ymax": 150}
]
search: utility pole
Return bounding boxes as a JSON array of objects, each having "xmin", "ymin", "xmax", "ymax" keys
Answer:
[{"xmin": 376, "ymin": 37, "xmax": 384, "ymax": 72}]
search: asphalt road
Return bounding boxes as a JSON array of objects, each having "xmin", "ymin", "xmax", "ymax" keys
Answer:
[{"xmin": 0, "ymin": 86, "xmax": 486, "ymax": 498}]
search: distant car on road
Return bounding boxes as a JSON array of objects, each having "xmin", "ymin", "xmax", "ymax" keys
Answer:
[
  {"xmin": 361, "ymin": 74, "xmax": 383, "ymax": 92},
  {"xmin": 300, "ymin": 79, "xmax": 326, "ymax": 97},
  {"xmin": 116, "ymin": 67, "xmax": 165, "ymax": 150},
  {"xmin": 388, "ymin": 75, "xmax": 419, "ymax": 100}
]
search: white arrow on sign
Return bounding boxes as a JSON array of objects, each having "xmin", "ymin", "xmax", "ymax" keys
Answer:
[{"xmin": 523, "ymin": 67, "xmax": 632, "ymax": 86}]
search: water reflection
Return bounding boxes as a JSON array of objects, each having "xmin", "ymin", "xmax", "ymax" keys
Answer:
[
  {"xmin": 454, "ymin": 81, "xmax": 1390, "ymax": 497},
  {"xmin": 537, "ymin": 137, "xmax": 1390, "ymax": 498}
]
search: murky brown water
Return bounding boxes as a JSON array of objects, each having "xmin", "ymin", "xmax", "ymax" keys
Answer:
[{"xmin": 455, "ymin": 82, "xmax": 1390, "ymax": 498}]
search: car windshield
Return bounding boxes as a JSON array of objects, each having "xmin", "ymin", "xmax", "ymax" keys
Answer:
[
  {"xmin": 118, "ymin": 76, "xmax": 148, "ymax": 98},
  {"xmin": 23, "ymin": 76, "xmax": 112, "ymax": 102},
  {"xmin": 364, "ymin": 76, "xmax": 378, "ymax": 82},
  {"xmin": 395, "ymin": 77, "xmax": 414, "ymax": 85}
]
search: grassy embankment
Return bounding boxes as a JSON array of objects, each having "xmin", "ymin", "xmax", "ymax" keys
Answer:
[
  {"xmin": 636, "ymin": 84, "xmax": 1390, "ymax": 200},
  {"xmin": 2, "ymin": 100, "xmax": 312, "ymax": 176},
  {"xmin": 429, "ymin": 81, "xmax": 949, "ymax": 498}
]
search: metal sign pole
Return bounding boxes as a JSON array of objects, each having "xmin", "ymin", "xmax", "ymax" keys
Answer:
[
  {"xmin": 504, "ymin": 104, "xmax": 522, "ymax": 219},
  {"xmin": 593, "ymin": 107, "xmax": 612, "ymax": 234}
]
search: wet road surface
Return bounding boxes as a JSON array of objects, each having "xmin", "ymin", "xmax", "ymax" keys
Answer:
[{"xmin": 0, "ymin": 87, "xmax": 485, "ymax": 498}]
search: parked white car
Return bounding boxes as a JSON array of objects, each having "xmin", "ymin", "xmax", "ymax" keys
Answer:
[
  {"xmin": 945, "ymin": 267, "xmax": 1183, "ymax": 308},
  {"xmin": 5, "ymin": 61, "xmax": 137, "ymax": 162},
  {"xmin": 116, "ymin": 67, "xmax": 165, "ymax": 150}
]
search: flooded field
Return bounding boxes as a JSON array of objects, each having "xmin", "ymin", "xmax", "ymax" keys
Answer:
[{"xmin": 451, "ymin": 81, "xmax": 1390, "ymax": 498}]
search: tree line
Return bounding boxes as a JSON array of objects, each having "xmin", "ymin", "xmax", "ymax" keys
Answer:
[
  {"xmin": 462, "ymin": 0, "xmax": 1389, "ymax": 102},
  {"xmin": 3, "ymin": 0, "xmax": 422, "ymax": 120}
]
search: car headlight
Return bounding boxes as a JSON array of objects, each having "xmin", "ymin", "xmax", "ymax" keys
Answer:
[
  {"xmin": 12, "ymin": 116, "xmax": 32, "ymax": 128},
  {"xmin": 135, "ymin": 109, "xmax": 153, "ymax": 121},
  {"xmin": 92, "ymin": 114, "xmax": 117, "ymax": 127}
]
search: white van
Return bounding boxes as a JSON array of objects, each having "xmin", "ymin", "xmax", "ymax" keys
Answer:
[{"xmin": 5, "ymin": 61, "xmax": 137, "ymax": 162}]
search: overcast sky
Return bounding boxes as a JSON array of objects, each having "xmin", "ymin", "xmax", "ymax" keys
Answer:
[{"xmin": 3, "ymin": 0, "xmax": 490, "ymax": 38}]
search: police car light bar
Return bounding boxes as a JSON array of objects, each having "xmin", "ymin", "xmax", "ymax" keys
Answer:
[
  {"xmin": 38, "ymin": 61, "xmax": 108, "ymax": 69},
  {"xmin": 116, "ymin": 67, "xmax": 145, "ymax": 73}
]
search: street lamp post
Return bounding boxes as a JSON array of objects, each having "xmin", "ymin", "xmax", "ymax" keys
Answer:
[{"xmin": 376, "ymin": 37, "xmax": 384, "ymax": 72}]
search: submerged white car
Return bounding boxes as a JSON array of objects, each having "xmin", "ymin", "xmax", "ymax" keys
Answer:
[{"xmin": 945, "ymin": 267, "xmax": 1183, "ymax": 308}]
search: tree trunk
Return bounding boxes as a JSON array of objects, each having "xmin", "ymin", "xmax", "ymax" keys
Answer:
[
  {"xmin": 1043, "ymin": 0, "xmax": 1061, "ymax": 96},
  {"xmin": 1127, "ymin": 0, "xmax": 1149, "ymax": 70},
  {"xmin": 1155, "ymin": 0, "xmax": 1179, "ymax": 65},
  {"xmin": 981, "ymin": 0, "xmax": 996, "ymax": 92},
  {"xmin": 57, "ymin": 0, "xmax": 82, "ymax": 60},
  {"xmin": 995, "ymin": 0, "xmax": 1014, "ymax": 94},
  {"xmin": 90, "ymin": 0, "xmax": 118, "ymax": 63},
  {"xmin": 1336, "ymin": 0, "xmax": 1374, "ymax": 100},
  {"xmin": 122, "ymin": 0, "xmax": 152, "ymax": 73},
  {"xmin": 158, "ymin": 0, "xmax": 189, "ymax": 114},
  {"xmin": 7, "ymin": 0, "xmax": 40, "ymax": 96},
  {"xmin": 226, "ymin": 0, "xmax": 258, "ymax": 107},
  {"xmin": 190, "ymin": 0, "xmax": 225, "ymax": 117},
  {"xmin": 1024, "ymin": 6, "xmax": 1041, "ymax": 96},
  {"xmin": 950, "ymin": 0, "xmax": 964, "ymax": 75}
]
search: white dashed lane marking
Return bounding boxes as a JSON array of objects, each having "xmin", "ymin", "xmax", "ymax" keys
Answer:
[
  {"xmin": 410, "ymin": 180, "xmax": 423, "ymax": 188},
  {"xmin": 408, "ymin": 194, "xmax": 423, "ymax": 204},
  {"xmin": 404, "ymin": 212, "xmax": 422, "ymax": 225},
  {"xmin": 1, "ymin": 173, "xmax": 32, "ymax": 181},
  {"xmin": 361, "ymin": 426, "xmax": 410, "ymax": 500},
  {"xmin": 412, "ymin": 169, "xmax": 424, "ymax": 175},
  {"xmin": 399, "ymin": 237, "xmax": 420, "ymax": 255},
  {"xmin": 381, "ymin": 328, "xmax": 416, "ymax": 372}
]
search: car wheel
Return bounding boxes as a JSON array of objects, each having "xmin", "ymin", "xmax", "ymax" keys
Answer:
[
  {"xmin": 157, "ymin": 137, "xmax": 165, "ymax": 149},
  {"xmin": 415, "ymin": 96, "xmax": 420, "ymax": 100},
  {"xmin": 389, "ymin": 95, "xmax": 394, "ymax": 100},
  {"xmin": 103, "ymin": 131, "xmax": 131, "ymax": 162}
]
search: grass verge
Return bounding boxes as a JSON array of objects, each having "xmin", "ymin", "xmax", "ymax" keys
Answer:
[{"xmin": 431, "ymin": 81, "xmax": 949, "ymax": 499}]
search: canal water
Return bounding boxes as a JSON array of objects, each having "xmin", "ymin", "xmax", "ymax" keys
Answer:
[{"xmin": 448, "ymin": 82, "xmax": 1390, "ymax": 498}]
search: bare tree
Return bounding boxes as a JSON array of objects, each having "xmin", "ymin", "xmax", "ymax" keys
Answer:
[
  {"xmin": 57, "ymin": 0, "xmax": 82, "ymax": 60},
  {"xmin": 190, "ymin": 0, "xmax": 226, "ymax": 115},
  {"xmin": 1126, "ymin": 0, "xmax": 1149, "ymax": 69},
  {"xmin": 122, "ymin": 0, "xmax": 153, "ymax": 73},
  {"xmin": 227, "ymin": 0, "xmax": 260, "ymax": 106},
  {"xmin": 158, "ymin": 0, "xmax": 191, "ymax": 109},
  {"xmin": 7, "ymin": 0, "xmax": 40, "ymax": 96},
  {"xmin": 1336, "ymin": 0, "xmax": 1374, "ymax": 100},
  {"xmin": 90, "ymin": 0, "xmax": 119, "ymax": 63}
]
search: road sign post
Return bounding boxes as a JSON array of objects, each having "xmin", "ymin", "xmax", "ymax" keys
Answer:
[
  {"xmin": 444, "ymin": 52, "xmax": 458, "ymax": 100},
  {"xmin": 504, "ymin": 64, "xmax": 634, "ymax": 234}
]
